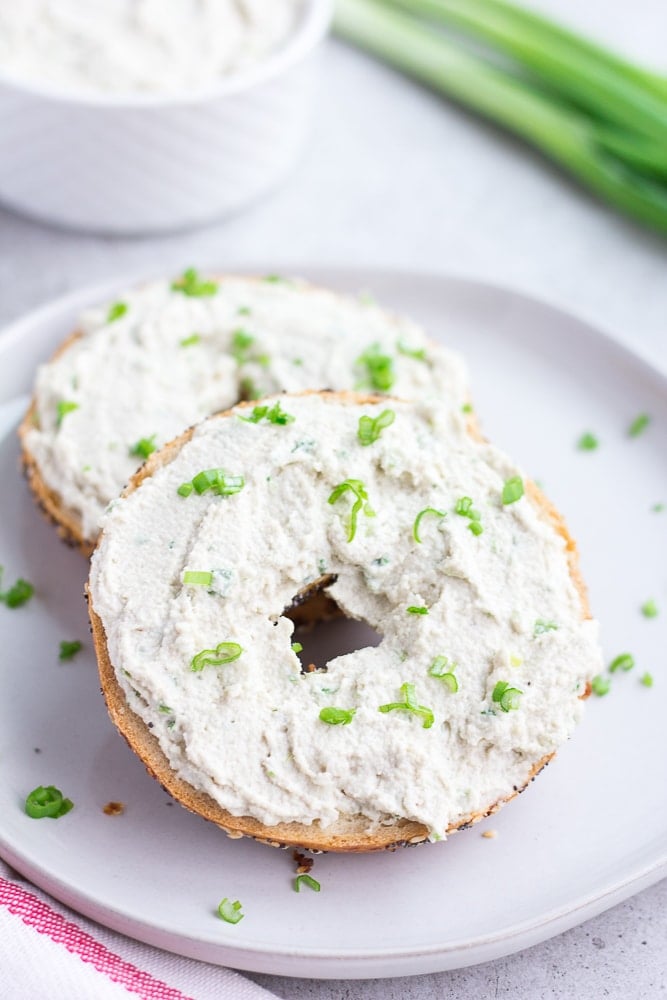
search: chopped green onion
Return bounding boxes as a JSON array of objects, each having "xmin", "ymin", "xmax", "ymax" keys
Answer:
[
  {"xmin": 191, "ymin": 642, "xmax": 243, "ymax": 672},
  {"xmin": 628, "ymin": 413, "xmax": 650, "ymax": 437},
  {"xmin": 397, "ymin": 340, "xmax": 427, "ymax": 362},
  {"xmin": 107, "ymin": 301, "xmax": 127, "ymax": 323},
  {"xmin": 413, "ymin": 506, "xmax": 446, "ymax": 543},
  {"xmin": 171, "ymin": 268, "xmax": 218, "ymax": 297},
  {"xmin": 428, "ymin": 656, "xmax": 458, "ymax": 692},
  {"xmin": 455, "ymin": 496, "xmax": 484, "ymax": 535},
  {"xmin": 461, "ymin": 403, "xmax": 473, "ymax": 414},
  {"xmin": 379, "ymin": 681, "xmax": 434, "ymax": 728},
  {"xmin": 177, "ymin": 483, "xmax": 193, "ymax": 497},
  {"xmin": 578, "ymin": 432, "xmax": 599, "ymax": 451},
  {"xmin": 510, "ymin": 654, "xmax": 523, "ymax": 667},
  {"xmin": 158, "ymin": 703, "xmax": 173, "ymax": 713},
  {"xmin": 231, "ymin": 329, "xmax": 255, "ymax": 363},
  {"xmin": 179, "ymin": 469, "xmax": 245, "ymax": 498},
  {"xmin": 180, "ymin": 333, "xmax": 201, "ymax": 347},
  {"xmin": 492, "ymin": 680, "xmax": 523, "ymax": 712},
  {"xmin": 407, "ymin": 605, "xmax": 428, "ymax": 615},
  {"xmin": 640, "ymin": 672, "xmax": 654, "ymax": 687},
  {"xmin": 240, "ymin": 402, "xmax": 295, "ymax": 425},
  {"xmin": 591, "ymin": 674, "xmax": 611, "ymax": 696},
  {"xmin": 355, "ymin": 343, "xmax": 395, "ymax": 391},
  {"xmin": 291, "ymin": 642, "xmax": 303, "ymax": 653},
  {"xmin": 534, "ymin": 619, "xmax": 558, "ymax": 635},
  {"xmin": 455, "ymin": 497, "xmax": 474, "ymax": 516},
  {"xmin": 25, "ymin": 785, "xmax": 73, "ymax": 819},
  {"xmin": 328, "ymin": 479, "xmax": 373, "ymax": 542},
  {"xmin": 217, "ymin": 898, "xmax": 244, "ymax": 924},
  {"xmin": 609, "ymin": 652, "xmax": 634, "ymax": 673},
  {"xmin": 357, "ymin": 408, "xmax": 396, "ymax": 446},
  {"xmin": 264, "ymin": 274, "xmax": 286, "ymax": 283},
  {"xmin": 641, "ymin": 599, "xmax": 658, "ymax": 618},
  {"xmin": 183, "ymin": 571, "xmax": 213, "ymax": 587},
  {"xmin": 238, "ymin": 306, "xmax": 251, "ymax": 316},
  {"xmin": 59, "ymin": 640, "xmax": 82, "ymax": 661},
  {"xmin": 129, "ymin": 435, "xmax": 157, "ymax": 460},
  {"xmin": 502, "ymin": 476, "xmax": 524, "ymax": 504},
  {"xmin": 0, "ymin": 568, "xmax": 34, "ymax": 609},
  {"xmin": 319, "ymin": 707, "xmax": 356, "ymax": 725},
  {"xmin": 294, "ymin": 874, "xmax": 321, "ymax": 893},
  {"xmin": 468, "ymin": 521, "xmax": 483, "ymax": 536},
  {"xmin": 56, "ymin": 401, "xmax": 79, "ymax": 425},
  {"xmin": 652, "ymin": 503, "xmax": 665, "ymax": 513}
]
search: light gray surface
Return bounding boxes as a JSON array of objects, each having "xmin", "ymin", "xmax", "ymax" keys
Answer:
[{"xmin": 0, "ymin": 0, "xmax": 665, "ymax": 995}]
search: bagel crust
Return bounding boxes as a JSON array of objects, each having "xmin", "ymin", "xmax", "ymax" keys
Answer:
[
  {"xmin": 19, "ymin": 273, "xmax": 468, "ymax": 551},
  {"xmin": 89, "ymin": 392, "xmax": 600, "ymax": 852}
]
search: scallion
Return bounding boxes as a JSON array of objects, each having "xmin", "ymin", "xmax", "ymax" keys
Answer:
[
  {"xmin": 217, "ymin": 898, "xmax": 244, "ymax": 924},
  {"xmin": 608, "ymin": 652, "xmax": 634, "ymax": 673},
  {"xmin": 355, "ymin": 344, "xmax": 395, "ymax": 391},
  {"xmin": 319, "ymin": 707, "xmax": 356, "ymax": 725},
  {"xmin": 491, "ymin": 679, "xmax": 523, "ymax": 711},
  {"xmin": 129, "ymin": 435, "xmax": 157, "ymax": 460},
  {"xmin": 239, "ymin": 402, "xmax": 295, "ymax": 425},
  {"xmin": 295, "ymin": 874, "xmax": 321, "ymax": 893},
  {"xmin": 413, "ymin": 506, "xmax": 446, "ymax": 542},
  {"xmin": 191, "ymin": 642, "xmax": 242, "ymax": 672},
  {"xmin": 502, "ymin": 476, "xmax": 524, "ymax": 505},
  {"xmin": 328, "ymin": 479, "xmax": 373, "ymax": 542},
  {"xmin": 171, "ymin": 268, "xmax": 218, "ymax": 297},
  {"xmin": 379, "ymin": 681, "xmax": 434, "ymax": 728},
  {"xmin": 56, "ymin": 401, "xmax": 78, "ymax": 425},
  {"xmin": 25, "ymin": 785, "xmax": 73, "ymax": 819},
  {"xmin": 59, "ymin": 640, "xmax": 82, "ymax": 661},
  {"xmin": 357, "ymin": 408, "xmax": 396, "ymax": 445},
  {"xmin": 183, "ymin": 571, "xmax": 213, "ymax": 587},
  {"xmin": 628, "ymin": 413, "xmax": 650, "ymax": 437},
  {"xmin": 107, "ymin": 302, "xmax": 128, "ymax": 323}
]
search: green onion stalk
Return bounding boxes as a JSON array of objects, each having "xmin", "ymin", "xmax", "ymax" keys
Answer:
[{"xmin": 334, "ymin": 0, "xmax": 667, "ymax": 234}]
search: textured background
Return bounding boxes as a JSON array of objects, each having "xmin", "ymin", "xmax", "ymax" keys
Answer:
[{"xmin": 0, "ymin": 0, "xmax": 665, "ymax": 996}]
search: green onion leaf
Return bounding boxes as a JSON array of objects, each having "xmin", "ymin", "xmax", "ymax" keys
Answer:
[
  {"xmin": 578, "ymin": 432, "xmax": 599, "ymax": 451},
  {"xmin": 641, "ymin": 599, "xmax": 658, "ymax": 618},
  {"xmin": 502, "ymin": 476, "xmax": 524, "ymax": 504},
  {"xmin": 609, "ymin": 652, "xmax": 634, "ymax": 673},
  {"xmin": 407, "ymin": 605, "xmax": 428, "ymax": 615},
  {"xmin": 129, "ymin": 435, "xmax": 157, "ymax": 460},
  {"xmin": 56, "ymin": 401, "xmax": 79, "ymax": 425},
  {"xmin": 191, "ymin": 642, "xmax": 243, "ymax": 672},
  {"xmin": 328, "ymin": 479, "xmax": 372, "ymax": 542},
  {"xmin": 217, "ymin": 898, "xmax": 244, "ymax": 924},
  {"xmin": 180, "ymin": 333, "xmax": 201, "ymax": 347},
  {"xmin": 319, "ymin": 707, "xmax": 356, "ymax": 725},
  {"xmin": 107, "ymin": 302, "xmax": 128, "ymax": 323},
  {"xmin": 628, "ymin": 413, "xmax": 650, "ymax": 437},
  {"xmin": 177, "ymin": 482, "xmax": 193, "ymax": 497},
  {"xmin": 461, "ymin": 403, "xmax": 473, "ymax": 414},
  {"xmin": 291, "ymin": 642, "xmax": 303, "ymax": 653},
  {"xmin": 231, "ymin": 329, "xmax": 255, "ymax": 363},
  {"xmin": 0, "ymin": 568, "xmax": 34, "ymax": 609},
  {"xmin": 534, "ymin": 619, "xmax": 558, "ymax": 635},
  {"xmin": 379, "ymin": 681, "xmax": 434, "ymax": 728},
  {"xmin": 468, "ymin": 520, "xmax": 484, "ymax": 536},
  {"xmin": 25, "ymin": 785, "xmax": 74, "ymax": 819},
  {"xmin": 428, "ymin": 655, "xmax": 458, "ymax": 692},
  {"xmin": 59, "ymin": 640, "xmax": 82, "ymax": 661},
  {"xmin": 183, "ymin": 571, "xmax": 213, "ymax": 587},
  {"xmin": 640, "ymin": 672, "xmax": 654, "ymax": 687},
  {"xmin": 652, "ymin": 503, "xmax": 665, "ymax": 513},
  {"xmin": 397, "ymin": 340, "xmax": 427, "ymax": 362},
  {"xmin": 455, "ymin": 496, "xmax": 484, "ymax": 535},
  {"xmin": 455, "ymin": 496, "xmax": 474, "ymax": 516},
  {"xmin": 413, "ymin": 506, "xmax": 446, "ymax": 543},
  {"xmin": 179, "ymin": 469, "xmax": 245, "ymax": 498},
  {"xmin": 171, "ymin": 268, "xmax": 218, "ymax": 297},
  {"xmin": 239, "ymin": 402, "xmax": 295, "ymax": 426},
  {"xmin": 294, "ymin": 874, "xmax": 321, "ymax": 893},
  {"xmin": 357, "ymin": 408, "xmax": 396, "ymax": 446},
  {"xmin": 355, "ymin": 343, "xmax": 395, "ymax": 391},
  {"xmin": 492, "ymin": 680, "xmax": 523, "ymax": 712},
  {"xmin": 591, "ymin": 674, "xmax": 611, "ymax": 696}
]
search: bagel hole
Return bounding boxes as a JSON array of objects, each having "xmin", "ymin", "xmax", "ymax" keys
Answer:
[{"xmin": 286, "ymin": 586, "xmax": 382, "ymax": 673}]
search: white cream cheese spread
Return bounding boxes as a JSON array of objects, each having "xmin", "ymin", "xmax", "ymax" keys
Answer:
[
  {"xmin": 24, "ymin": 274, "xmax": 469, "ymax": 543},
  {"xmin": 0, "ymin": 0, "xmax": 303, "ymax": 96},
  {"xmin": 89, "ymin": 393, "xmax": 601, "ymax": 837}
]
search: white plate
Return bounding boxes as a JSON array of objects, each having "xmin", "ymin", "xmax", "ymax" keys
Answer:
[{"xmin": 0, "ymin": 269, "xmax": 665, "ymax": 979}]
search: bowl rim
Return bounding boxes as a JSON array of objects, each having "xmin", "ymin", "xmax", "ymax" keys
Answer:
[{"xmin": 0, "ymin": 0, "xmax": 333, "ymax": 109}]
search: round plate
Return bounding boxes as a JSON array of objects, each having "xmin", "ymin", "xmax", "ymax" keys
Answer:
[{"xmin": 0, "ymin": 269, "xmax": 665, "ymax": 978}]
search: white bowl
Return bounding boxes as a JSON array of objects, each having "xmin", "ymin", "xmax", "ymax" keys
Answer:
[{"xmin": 0, "ymin": 1, "xmax": 332, "ymax": 235}]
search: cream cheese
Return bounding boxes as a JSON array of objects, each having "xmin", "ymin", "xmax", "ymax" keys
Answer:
[
  {"xmin": 89, "ymin": 394, "xmax": 601, "ymax": 838},
  {"xmin": 24, "ymin": 275, "xmax": 469, "ymax": 543},
  {"xmin": 0, "ymin": 0, "xmax": 303, "ymax": 96}
]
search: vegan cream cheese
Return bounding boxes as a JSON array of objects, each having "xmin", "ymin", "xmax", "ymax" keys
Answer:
[
  {"xmin": 23, "ymin": 274, "xmax": 468, "ymax": 544},
  {"xmin": 0, "ymin": 0, "xmax": 304, "ymax": 96},
  {"xmin": 89, "ymin": 393, "xmax": 601, "ymax": 838}
]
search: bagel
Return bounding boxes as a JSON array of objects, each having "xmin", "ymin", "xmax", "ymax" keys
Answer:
[
  {"xmin": 19, "ymin": 273, "xmax": 468, "ymax": 555},
  {"xmin": 88, "ymin": 391, "xmax": 600, "ymax": 852}
]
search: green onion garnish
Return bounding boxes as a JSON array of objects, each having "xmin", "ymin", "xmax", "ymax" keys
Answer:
[
  {"xmin": 578, "ymin": 432, "xmax": 599, "ymax": 451},
  {"xmin": 454, "ymin": 496, "xmax": 484, "ymax": 535},
  {"xmin": 652, "ymin": 503, "xmax": 665, "ymax": 513},
  {"xmin": 238, "ymin": 306, "xmax": 251, "ymax": 316},
  {"xmin": 171, "ymin": 268, "xmax": 218, "ymax": 297},
  {"xmin": 319, "ymin": 707, "xmax": 356, "ymax": 725},
  {"xmin": 534, "ymin": 619, "xmax": 558, "ymax": 635},
  {"xmin": 641, "ymin": 599, "xmax": 658, "ymax": 618},
  {"xmin": 491, "ymin": 680, "xmax": 523, "ymax": 712},
  {"xmin": 179, "ymin": 469, "xmax": 245, "ymax": 498},
  {"xmin": 217, "ymin": 898, "xmax": 244, "ymax": 924},
  {"xmin": 180, "ymin": 333, "xmax": 201, "ymax": 347},
  {"xmin": 158, "ymin": 704, "xmax": 173, "ymax": 714},
  {"xmin": 407, "ymin": 605, "xmax": 428, "ymax": 615},
  {"xmin": 0, "ymin": 568, "xmax": 34, "ymax": 609},
  {"xmin": 397, "ymin": 340, "xmax": 427, "ymax": 362},
  {"xmin": 183, "ymin": 571, "xmax": 213, "ymax": 587},
  {"xmin": 461, "ymin": 403, "xmax": 473, "ymax": 414},
  {"xmin": 295, "ymin": 874, "xmax": 321, "ymax": 893},
  {"xmin": 291, "ymin": 642, "xmax": 303, "ymax": 653},
  {"xmin": 264, "ymin": 274, "xmax": 286, "ymax": 284},
  {"xmin": 355, "ymin": 343, "xmax": 395, "ymax": 391},
  {"xmin": 328, "ymin": 479, "xmax": 373, "ymax": 542},
  {"xmin": 231, "ymin": 328, "xmax": 255, "ymax": 363},
  {"xmin": 428, "ymin": 656, "xmax": 458, "ymax": 692},
  {"xmin": 609, "ymin": 652, "xmax": 634, "ymax": 672},
  {"xmin": 191, "ymin": 642, "xmax": 243, "ymax": 672},
  {"xmin": 640, "ymin": 672, "xmax": 654, "ymax": 687},
  {"xmin": 239, "ymin": 402, "xmax": 295, "ymax": 425},
  {"xmin": 412, "ymin": 507, "xmax": 446, "ymax": 542},
  {"xmin": 107, "ymin": 302, "xmax": 128, "ymax": 323},
  {"xmin": 59, "ymin": 640, "xmax": 82, "ymax": 661},
  {"xmin": 502, "ymin": 477, "xmax": 524, "ymax": 505},
  {"xmin": 129, "ymin": 435, "xmax": 157, "ymax": 460},
  {"xmin": 24, "ymin": 785, "xmax": 73, "ymax": 819},
  {"xmin": 357, "ymin": 408, "xmax": 395, "ymax": 446},
  {"xmin": 628, "ymin": 413, "xmax": 650, "ymax": 437},
  {"xmin": 379, "ymin": 682, "xmax": 434, "ymax": 728},
  {"xmin": 591, "ymin": 674, "xmax": 611, "ymax": 696},
  {"xmin": 56, "ymin": 401, "xmax": 79, "ymax": 425}
]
